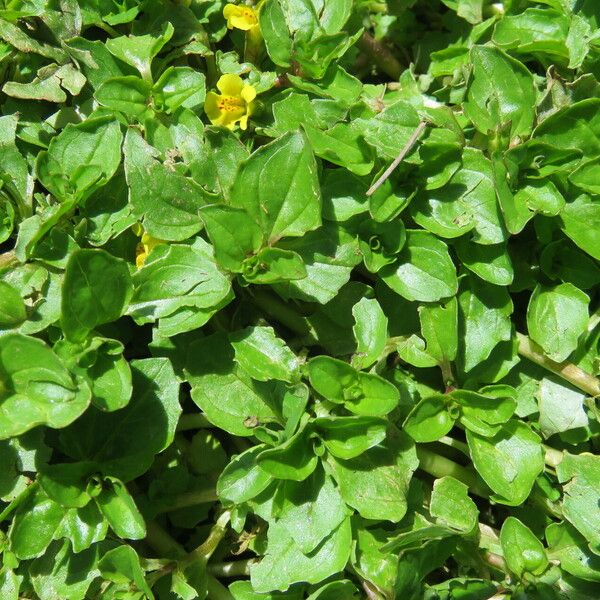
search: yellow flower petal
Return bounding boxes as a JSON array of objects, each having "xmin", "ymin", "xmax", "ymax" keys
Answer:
[
  {"xmin": 204, "ymin": 91, "xmax": 222, "ymax": 123},
  {"xmin": 136, "ymin": 245, "xmax": 148, "ymax": 268},
  {"xmin": 241, "ymin": 84, "xmax": 257, "ymax": 103},
  {"xmin": 217, "ymin": 73, "xmax": 244, "ymax": 96},
  {"xmin": 223, "ymin": 3, "xmax": 258, "ymax": 31}
]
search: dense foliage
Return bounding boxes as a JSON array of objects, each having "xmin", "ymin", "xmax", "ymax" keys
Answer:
[{"xmin": 0, "ymin": 0, "xmax": 599, "ymax": 598}]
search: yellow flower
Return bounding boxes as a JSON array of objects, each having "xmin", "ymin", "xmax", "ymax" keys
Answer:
[
  {"xmin": 204, "ymin": 73, "xmax": 257, "ymax": 130},
  {"xmin": 223, "ymin": 3, "xmax": 258, "ymax": 31},
  {"xmin": 135, "ymin": 230, "xmax": 165, "ymax": 268}
]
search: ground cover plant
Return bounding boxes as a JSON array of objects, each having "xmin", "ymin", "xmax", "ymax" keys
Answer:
[{"xmin": 0, "ymin": 0, "xmax": 599, "ymax": 598}]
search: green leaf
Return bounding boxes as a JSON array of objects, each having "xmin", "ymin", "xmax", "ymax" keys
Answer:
[
  {"xmin": 124, "ymin": 129, "xmax": 208, "ymax": 241},
  {"xmin": 38, "ymin": 461, "xmax": 95, "ymax": 508},
  {"xmin": 351, "ymin": 297, "xmax": 388, "ymax": 370},
  {"xmin": 314, "ymin": 415, "xmax": 388, "ymax": 460},
  {"xmin": 229, "ymin": 132, "xmax": 321, "ymax": 242},
  {"xmin": 430, "ymin": 476, "xmax": 478, "ymax": 533},
  {"xmin": 556, "ymin": 453, "xmax": 600, "ymax": 554},
  {"xmin": 541, "ymin": 239, "xmax": 600, "ymax": 290},
  {"xmin": 454, "ymin": 240, "xmax": 514, "ymax": 286},
  {"xmin": 259, "ymin": 0, "xmax": 293, "ymax": 68},
  {"xmin": 217, "ymin": 445, "xmax": 272, "ymax": 505},
  {"xmin": 55, "ymin": 503, "xmax": 108, "ymax": 553},
  {"xmin": 412, "ymin": 148, "xmax": 507, "ymax": 245},
  {"xmin": 230, "ymin": 326, "xmax": 300, "ymax": 383},
  {"xmin": 128, "ymin": 239, "xmax": 231, "ymax": 329},
  {"xmin": 380, "ymin": 230, "xmax": 458, "ymax": 302},
  {"xmin": 276, "ymin": 465, "xmax": 349, "ymax": 553},
  {"xmin": 537, "ymin": 378, "xmax": 588, "ymax": 438},
  {"xmin": 58, "ymin": 358, "xmax": 181, "ymax": 481},
  {"xmin": 404, "ymin": 395, "xmax": 454, "ymax": 443},
  {"xmin": 0, "ymin": 281, "xmax": 27, "ymax": 328},
  {"xmin": 500, "ymin": 517, "xmax": 549, "ymax": 578},
  {"xmin": 546, "ymin": 522, "xmax": 600, "ymax": 583},
  {"xmin": 0, "ymin": 334, "xmax": 90, "ymax": 439},
  {"xmin": 534, "ymin": 99, "xmax": 600, "ymax": 159},
  {"xmin": 308, "ymin": 356, "xmax": 399, "ymax": 416},
  {"xmin": 95, "ymin": 76, "xmax": 152, "ymax": 118},
  {"xmin": 453, "ymin": 389, "xmax": 516, "ymax": 437},
  {"xmin": 419, "ymin": 297, "xmax": 458, "ymax": 366},
  {"xmin": 274, "ymin": 223, "xmax": 361, "ymax": 304},
  {"xmin": 304, "ymin": 123, "xmax": 374, "ymax": 176},
  {"xmin": 464, "ymin": 46, "xmax": 536, "ymax": 137},
  {"xmin": 242, "ymin": 247, "xmax": 307, "ymax": 284},
  {"xmin": 514, "ymin": 179, "xmax": 565, "ymax": 217},
  {"xmin": 459, "ymin": 275, "xmax": 513, "ymax": 372},
  {"xmin": 467, "ymin": 421, "xmax": 544, "ymax": 505},
  {"xmin": 492, "ymin": 8, "xmax": 570, "ymax": 60},
  {"xmin": 61, "ymin": 248, "xmax": 133, "ymax": 343},
  {"xmin": 152, "ymin": 66, "xmax": 205, "ymax": 114},
  {"xmin": 328, "ymin": 430, "xmax": 417, "ymax": 522},
  {"xmin": 527, "ymin": 283, "xmax": 589, "ymax": 362},
  {"xmin": 200, "ymin": 205, "xmax": 263, "ymax": 272},
  {"xmin": 95, "ymin": 476, "xmax": 146, "ymax": 540},
  {"xmin": 186, "ymin": 333, "xmax": 280, "ymax": 437},
  {"xmin": 559, "ymin": 195, "xmax": 600, "ymax": 260},
  {"xmin": 257, "ymin": 424, "xmax": 318, "ymax": 481},
  {"xmin": 250, "ymin": 518, "xmax": 352, "ymax": 592},
  {"xmin": 352, "ymin": 525, "xmax": 399, "ymax": 595},
  {"xmin": 36, "ymin": 116, "xmax": 123, "ymax": 202},
  {"xmin": 105, "ymin": 22, "xmax": 174, "ymax": 82},
  {"xmin": 29, "ymin": 540, "xmax": 100, "ymax": 600},
  {"xmin": 351, "ymin": 101, "xmax": 421, "ymax": 160},
  {"xmin": 98, "ymin": 545, "xmax": 154, "ymax": 599},
  {"xmin": 9, "ymin": 486, "xmax": 66, "ymax": 559}
]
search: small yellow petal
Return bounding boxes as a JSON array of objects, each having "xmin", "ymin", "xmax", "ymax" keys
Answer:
[
  {"xmin": 204, "ymin": 91, "xmax": 222, "ymax": 122},
  {"xmin": 223, "ymin": 3, "xmax": 258, "ymax": 30},
  {"xmin": 217, "ymin": 73, "xmax": 244, "ymax": 96},
  {"xmin": 241, "ymin": 84, "xmax": 257, "ymax": 103}
]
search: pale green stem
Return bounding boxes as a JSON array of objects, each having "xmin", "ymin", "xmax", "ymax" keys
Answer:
[
  {"xmin": 517, "ymin": 332, "xmax": 600, "ymax": 397},
  {"xmin": 206, "ymin": 574, "xmax": 235, "ymax": 600},
  {"xmin": 356, "ymin": 31, "xmax": 403, "ymax": 80},
  {"xmin": 155, "ymin": 488, "xmax": 218, "ymax": 514},
  {"xmin": 0, "ymin": 250, "xmax": 18, "ymax": 270},
  {"xmin": 208, "ymin": 559, "xmax": 255, "ymax": 577},
  {"xmin": 416, "ymin": 446, "xmax": 489, "ymax": 497},
  {"xmin": 145, "ymin": 520, "xmax": 186, "ymax": 558},
  {"xmin": 0, "ymin": 481, "xmax": 37, "ymax": 523},
  {"xmin": 185, "ymin": 510, "xmax": 232, "ymax": 564}
]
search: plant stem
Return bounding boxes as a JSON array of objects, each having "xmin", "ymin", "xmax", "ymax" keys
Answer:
[
  {"xmin": 438, "ymin": 435, "xmax": 469, "ymax": 455},
  {"xmin": 208, "ymin": 559, "xmax": 255, "ymax": 577},
  {"xmin": 145, "ymin": 520, "xmax": 186, "ymax": 558},
  {"xmin": 484, "ymin": 551, "xmax": 507, "ymax": 572},
  {"xmin": 248, "ymin": 288, "xmax": 311, "ymax": 337},
  {"xmin": 0, "ymin": 250, "xmax": 18, "ymax": 270},
  {"xmin": 543, "ymin": 445, "xmax": 564, "ymax": 468},
  {"xmin": 366, "ymin": 121, "xmax": 428, "ymax": 196},
  {"xmin": 0, "ymin": 480, "xmax": 37, "ymax": 523},
  {"xmin": 417, "ymin": 446, "xmax": 489, "ymax": 498},
  {"xmin": 206, "ymin": 574, "xmax": 235, "ymax": 600},
  {"xmin": 356, "ymin": 31, "xmax": 403, "ymax": 80},
  {"xmin": 517, "ymin": 332, "xmax": 600, "ymax": 397},
  {"xmin": 185, "ymin": 510, "xmax": 231, "ymax": 564},
  {"xmin": 177, "ymin": 413, "xmax": 213, "ymax": 431},
  {"xmin": 155, "ymin": 488, "xmax": 218, "ymax": 514}
]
